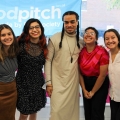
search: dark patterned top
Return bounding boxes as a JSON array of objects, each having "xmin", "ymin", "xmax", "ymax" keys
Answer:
[
  {"xmin": 0, "ymin": 57, "xmax": 17, "ymax": 82},
  {"xmin": 16, "ymin": 42, "xmax": 46, "ymax": 114}
]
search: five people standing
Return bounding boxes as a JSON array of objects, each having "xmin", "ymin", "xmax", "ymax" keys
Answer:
[{"xmin": 0, "ymin": 10, "xmax": 120, "ymax": 120}]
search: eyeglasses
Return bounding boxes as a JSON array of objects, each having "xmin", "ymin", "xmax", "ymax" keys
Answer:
[
  {"xmin": 84, "ymin": 32, "xmax": 95, "ymax": 36},
  {"xmin": 29, "ymin": 25, "xmax": 40, "ymax": 30}
]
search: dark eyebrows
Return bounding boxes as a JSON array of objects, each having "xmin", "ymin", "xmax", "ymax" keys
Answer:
[
  {"xmin": 64, "ymin": 20, "xmax": 76, "ymax": 24},
  {"xmin": 1, "ymin": 31, "xmax": 12, "ymax": 36}
]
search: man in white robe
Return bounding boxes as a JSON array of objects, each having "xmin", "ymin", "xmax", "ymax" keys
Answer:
[{"xmin": 45, "ymin": 11, "xmax": 84, "ymax": 120}]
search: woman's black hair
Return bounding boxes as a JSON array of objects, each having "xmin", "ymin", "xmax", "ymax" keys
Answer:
[{"xmin": 19, "ymin": 18, "xmax": 45, "ymax": 44}]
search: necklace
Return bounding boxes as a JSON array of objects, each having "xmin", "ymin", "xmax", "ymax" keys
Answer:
[{"xmin": 66, "ymin": 36, "xmax": 76, "ymax": 63}]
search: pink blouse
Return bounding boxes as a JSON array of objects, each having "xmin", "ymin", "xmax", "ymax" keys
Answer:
[{"xmin": 78, "ymin": 45, "xmax": 109, "ymax": 77}]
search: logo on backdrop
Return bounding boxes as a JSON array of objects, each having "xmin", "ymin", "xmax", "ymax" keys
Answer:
[
  {"xmin": 0, "ymin": 6, "xmax": 61, "ymax": 26},
  {"xmin": 0, "ymin": 0, "xmax": 81, "ymax": 35}
]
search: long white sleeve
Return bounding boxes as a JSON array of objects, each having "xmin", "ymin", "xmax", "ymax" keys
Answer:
[{"xmin": 44, "ymin": 39, "xmax": 54, "ymax": 85}]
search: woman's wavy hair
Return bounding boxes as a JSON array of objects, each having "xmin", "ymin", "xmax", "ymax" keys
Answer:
[
  {"xmin": 104, "ymin": 29, "xmax": 120, "ymax": 48},
  {"xmin": 18, "ymin": 18, "xmax": 48, "ymax": 58},
  {"xmin": 0, "ymin": 24, "xmax": 19, "ymax": 62},
  {"xmin": 59, "ymin": 11, "xmax": 80, "ymax": 49}
]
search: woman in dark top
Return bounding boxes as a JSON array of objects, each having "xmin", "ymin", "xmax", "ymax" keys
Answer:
[
  {"xmin": 0, "ymin": 24, "xmax": 18, "ymax": 120},
  {"xmin": 16, "ymin": 18, "xmax": 48, "ymax": 120}
]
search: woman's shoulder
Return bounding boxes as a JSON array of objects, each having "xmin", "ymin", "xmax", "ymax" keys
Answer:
[
  {"xmin": 96, "ymin": 45, "xmax": 104, "ymax": 50},
  {"xmin": 96, "ymin": 45, "xmax": 108, "ymax": 54},
  {"xmin": 79, "ymin": 46, "xmax": 86, "ymax": 55}
]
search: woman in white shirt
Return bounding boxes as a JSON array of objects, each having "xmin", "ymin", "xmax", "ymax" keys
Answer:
[{"xmin": 104, "ymin": 29, "xmax": 120, "ymax": 120}]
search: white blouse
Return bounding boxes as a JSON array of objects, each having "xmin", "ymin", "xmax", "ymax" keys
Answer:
[{"xmin": 108, "ymin": 51, "xmax": 120, "ymax": 102}]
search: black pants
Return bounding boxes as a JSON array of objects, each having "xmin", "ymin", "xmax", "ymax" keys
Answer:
[
  {"xmin": 110, "ymin": 98, "xmax": 120, "ymax": 120},
  {"xmin": 82, "ymin": 75, "xmax": 109, "ymax": 120}
]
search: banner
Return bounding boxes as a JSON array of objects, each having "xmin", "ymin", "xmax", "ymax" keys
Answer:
[{"xmin": 0, "ymin": 0, "xmax": 81, "ymax": 36}]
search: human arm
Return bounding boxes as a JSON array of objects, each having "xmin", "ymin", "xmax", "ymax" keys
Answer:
[
  {"xmin": 44, "ymin": 39, "xmax": 54, "ymax": 97},
  {"xmin": 89, "ymin": 64, "xmax": 108, "ymax": 98},
  {"xmin": 79, "ymin": 72, "xmax": 91, "ymax": 99},
  {"xmin": 78, "ymin": 50, "xmax": 90, "ymax": 99}
]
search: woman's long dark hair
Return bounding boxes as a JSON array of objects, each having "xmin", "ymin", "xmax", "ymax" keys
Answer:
[{"xmin": 18, "ymin": 18, "xmax": 48, "ymax": 58}]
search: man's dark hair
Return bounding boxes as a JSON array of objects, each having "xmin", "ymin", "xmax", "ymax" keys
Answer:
[{"xmin": 59, "ymin": 11, "xmax": 80, "ymax": 49}]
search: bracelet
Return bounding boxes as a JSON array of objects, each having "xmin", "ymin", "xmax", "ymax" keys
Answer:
[
  {"xmin": 45, "ymin": 80, "xmax": 51, "ymax": 83},
  {"xmin": 46, "ymin": 85, "xmax": 53, "ymax": 87}
]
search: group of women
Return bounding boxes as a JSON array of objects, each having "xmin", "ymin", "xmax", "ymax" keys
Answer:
[
  {"xmin": 0, "ymin": 17, "xmax": 120, "ymax": 120},
  {"xmin": 0, "ymin": 18, "xmax": 48, "ymax": 120},
  {"xmin": 78, "ymin": 27, "xmax": 120, "ymax": 120}
]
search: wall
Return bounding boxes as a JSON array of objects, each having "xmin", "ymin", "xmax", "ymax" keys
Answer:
[{"xmin": 81, "ymin": 0, "xmax": 120, "ymax": 32}]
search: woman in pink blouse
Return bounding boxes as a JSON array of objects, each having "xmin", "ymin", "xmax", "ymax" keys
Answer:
[{"xmin": 78, "ymin": 27, "xmax": 109, "ymax": 120}]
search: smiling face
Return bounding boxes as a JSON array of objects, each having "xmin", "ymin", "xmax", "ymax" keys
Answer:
[
  {"xmin": 63, "ymin": 14, "xmax": 78, "ymax": 34},
  {"xmin": 29, "ymin": 22, "xmax": 41, "ymax": 43},
  {"xmin": 83, "ymin": 29, "xmax": 97, "ymax": 45},
  {"xmin": 104, "ymin": 31, "xmax": 119, "ymax": 50},
  {"xmin": 0, "ymin": 28, "xmax": 14, "ymax": 48}
]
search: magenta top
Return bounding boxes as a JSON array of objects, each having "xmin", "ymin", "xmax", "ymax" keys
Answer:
[{"xmin": 78, "ymin": 45, "xmax": 109, "ymax": 77}]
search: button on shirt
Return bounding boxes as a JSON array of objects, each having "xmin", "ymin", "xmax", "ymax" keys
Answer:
[{"xmin": 109, "ymin": 51, "xmax": 120, "ymax": 102}]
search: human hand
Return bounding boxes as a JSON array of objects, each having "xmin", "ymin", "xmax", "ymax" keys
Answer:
[
  {"xmin": 83, "ymin": 89, "xmax": 91, "ymax": 99},
  {"xmin": 88, "ymin": 91, "xmax": 94, "ymax": 98},
  {"xmin": 46, "ymin": 84, "xmax": 53, "ymax": 97}
]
